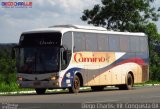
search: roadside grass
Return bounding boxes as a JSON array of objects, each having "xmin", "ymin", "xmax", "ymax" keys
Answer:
[
  {"xmin": 145, "ymin": 80, "xmax": 160, "ymax": 84},
  {"xmin": 0, "ymin": 82, "xmax": 33, "ymax": 92},
  {"xmin": 0, "ymin": 82, "xmax": 19, "ymax": 92},
  {"xmin": 135, "ymin": 80, "xmax": 160, "ymax": 86}
]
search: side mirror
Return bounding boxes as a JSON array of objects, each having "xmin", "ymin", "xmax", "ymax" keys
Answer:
[
  {"xmin": 11, "ymin": 45, "xmax": 19, "ymax": 59},
  {"xmin": 63, "ymin": 50, "xmax": 67, "ymax": 61},
  {"xmin": 61, "ymin": 46, "xmax": 72, "ymax": 70},
  {"xmin": 11, "ymin": 47, "xmax": 15, "ymax": 59},
  {"xmin": 60, "ymin": 47, "xmax": 66, "ymax": 70},
  {"xmin": 60, "ymin": 46, "xmax": 67, "ymax": 61}
]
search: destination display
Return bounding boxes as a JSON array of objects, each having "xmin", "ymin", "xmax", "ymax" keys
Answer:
[{"xmin": 19, "ymin": 32, "xmax": 61, "ymax": 47}]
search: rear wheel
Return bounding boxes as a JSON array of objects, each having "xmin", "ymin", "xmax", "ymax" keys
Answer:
[
  {"xmin": 118, "ymin": 73, "xmax": 134, "ymax": 90},
  {"xmin": 69, "ymin": 75, "xmax": 80, "ymax": 93},
  {"xmin": 35, "ymin": 88, "xmax": 46, "ymax": 94},
  {"xmin": 91, "ymin": 86, "xmax": 105, "ymax": 91}
]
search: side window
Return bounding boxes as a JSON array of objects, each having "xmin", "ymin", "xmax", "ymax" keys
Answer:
[
  {"xmin": 74, "ymin": 32, "xmax": 85, "ymax": 52},
  {"xmin": 130, "ymin": 36, "xmax": 140, "ymax": 52},
  {"xmin": 85, "ymin": 33, "xmax": 98, "ymax": 51},
  {"xmin": 120, "ymin": 35, "xmax": 130, "ymax": 52},
  {"xmin": 109, "ymin": 35, "xmax": 120, "ymax": 51},
  {"xmin": 97, "ymin": 34, "xmax": 109, "ymax": 51},
  {"xmin": 62, "ymin": 32, "xmax": 72, "ymax": 50},
  {"xmin": 140, "ymin": 37, "xmax": 148, "ymax": 52}
]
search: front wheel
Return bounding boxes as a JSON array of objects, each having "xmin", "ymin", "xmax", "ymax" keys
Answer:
[
  {"xmin": 69, "ymin": 75, "xmax": 80, "ymax": 93},
  {"xmin": 35, "ymin": 88, "xmax": 46, "ymax": 94}
]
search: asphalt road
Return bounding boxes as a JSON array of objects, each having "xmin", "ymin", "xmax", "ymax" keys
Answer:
[{"xmin": 0, "ymin": 86, "xmax": 160, "ymax": 109}]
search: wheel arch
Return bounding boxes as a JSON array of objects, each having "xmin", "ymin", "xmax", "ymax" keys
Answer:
[
  {"xmin": 75, "ymin": 72, "xmax": 83, "ymax": 87},
  {"xmin": 126, "ymin": 71, "xmax": 134, "ymax": 84}
]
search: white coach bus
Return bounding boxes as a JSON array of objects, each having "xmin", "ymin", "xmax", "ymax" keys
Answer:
[{"xmin": 13, "ymin": 25, "xmax": 149, "ymax": 94}]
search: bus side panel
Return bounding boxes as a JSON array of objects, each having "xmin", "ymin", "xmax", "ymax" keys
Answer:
[
  {"xmin": 84, "ymin": 53, "xmax": 147, "ymax": 86},
  {"xmin": 60, "ymin": 51, "xmax": 148, "ymax": 87},
  {"xmin": 99, "ymin": 69, "xmax": 112, "ymax": 85},
  {"xmin": 82, "ymin": 62, "xmax": 144, "ymax": 86},
  {"xmin": 111, "ymin": 66, "xmax": 122, "ymax": 85},
  {"xmin": 99, "ymin": 63, "xmax": 140, "ymax": 85},
  {"xmin": 86, "ymin": 65, "xmax": 100, "ymax": 86},
  {"xmin": 81, "ymin": 66, "xmax": 88, "ymax": 86},
  {"xmin": 136, "ymin": 52, "xmax": 149, "ymax": 83}
]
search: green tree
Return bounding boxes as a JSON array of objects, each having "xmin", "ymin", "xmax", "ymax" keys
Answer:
[
  {"xmin": 81, "ymin": 0, "xmax": 160, "ymax": 32},
  {"xmin": 81, "ymin": 0, "xmax": 160, "ymax": 80},
  {"xmin": 0, "ymin": 49, "xmax": 16, "ymax": 84}
]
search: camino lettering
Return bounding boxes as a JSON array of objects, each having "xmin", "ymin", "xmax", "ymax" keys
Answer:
[{"xmin": 74, "ymin": 53, "xmax": 107, "ymax": 63}]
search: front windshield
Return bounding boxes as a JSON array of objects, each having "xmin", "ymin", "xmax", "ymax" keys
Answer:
[{"xmin": 18, "ymin": 47, "xmax": 59, "ymax": 74}]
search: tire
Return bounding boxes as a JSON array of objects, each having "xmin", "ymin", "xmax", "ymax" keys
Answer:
[
  {"xmin": 91, "ymin": 86, "xmax": 105, "ymax": 91},
  {"xmin": 118, "ymin": 73, "xmax": 134, "ymax": 90},
  {"xmin": 69, "ymin": 75, "xmax": 80, "ymax": 93},
  {"xmin": 35, "ymin": 88, "xmax": 46, "ymax": 94},
  {"xmin": 118, "ymin": 85, "xmax": 127, "ymax": 90}
]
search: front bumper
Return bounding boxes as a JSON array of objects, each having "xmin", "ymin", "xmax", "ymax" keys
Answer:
[{"xmin": 18, "ymin": 80, "xmax": 59, "ymax": 88}]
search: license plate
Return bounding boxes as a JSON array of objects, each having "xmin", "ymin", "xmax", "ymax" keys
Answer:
[{"xmin": 34, "ymin": 81, "xmax": 41, "ymax": 86}]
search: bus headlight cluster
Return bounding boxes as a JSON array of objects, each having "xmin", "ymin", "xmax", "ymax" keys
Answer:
[
  {"xmin": 51, "ymin": 76, "xmax": 56, "ymax": 80},
  {"xmin": 50, "ymin": 74, "xmax": 58, "ymax": 80},
  {"xmin": 17, "ymin": 77, "xmax": 23, "ymax": 81}
]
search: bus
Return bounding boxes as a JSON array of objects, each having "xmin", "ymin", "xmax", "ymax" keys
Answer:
[{"xmin": 13, "ymin": 25, "xmax": 149, "ymax": 94}]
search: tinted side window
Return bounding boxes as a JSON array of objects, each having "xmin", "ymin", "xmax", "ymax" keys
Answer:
[
  {"xmin": 130, "ymin": 36, "xmax": 140, "ymax": 52},
  {"xmin": 85, "ymin": 33, "xmax": 98, "ymax": 51},
  {"xmin": 97, "ymin": 34, "xmax": 109, "ymax": 51},
  {"xmin": 140, "ymin": 37, "xmax": 148, "ymax": 52},
  {"xmin": 109, "ymin": 35, "xmax": 120, "ymax": 51},
  {"xmin": 62, "ymin": 32, "xmax": 72, "ymax": 50},
  {"xmin": 74, "ymin": 32, "xmax": 85, "ymax": 52},
  {"xmin": 120, "ymin": 35, "xmax": 130, "ymax": 52}
]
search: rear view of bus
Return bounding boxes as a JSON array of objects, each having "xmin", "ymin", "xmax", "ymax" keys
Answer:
[{"xmin": 13, "ymin": 25, "xmax": 149, "ymax": 94}]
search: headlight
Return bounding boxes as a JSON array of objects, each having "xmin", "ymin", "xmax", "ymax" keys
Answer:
[
  {"xmin": 17, "ymin": 77, "xmax": 23, "ymax": 81},
  {"xmin": 50, "ymin": 74, "xmax": 58, "ymax": 80},
  {"xmin": 51, "ymin": 76, "xmax": 56, "ymax": 80}
]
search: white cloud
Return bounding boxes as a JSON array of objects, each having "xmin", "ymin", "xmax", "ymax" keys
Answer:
[
  {"xmin": 0, "ymin": 0, "xmax": 159, "ymax": 43},
  {"xmin": 34, "ymin": 0, "xmax": 56, "ymax": 6},
  {"xmin": 0, "ymin": 0, "xmax": 101, "ymax": 43}
]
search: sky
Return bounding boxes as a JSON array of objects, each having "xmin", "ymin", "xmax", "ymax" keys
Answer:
[{"xmin": 0, "ymin": 0, "xmax": 160, "ymax": 43}]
